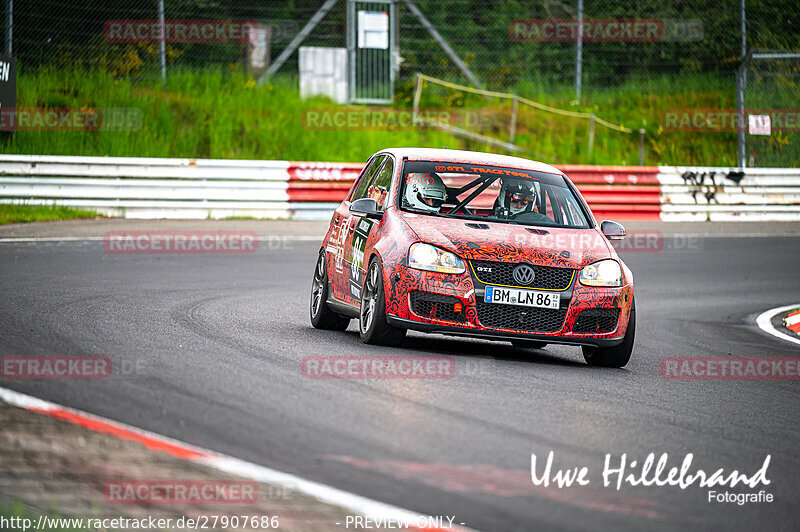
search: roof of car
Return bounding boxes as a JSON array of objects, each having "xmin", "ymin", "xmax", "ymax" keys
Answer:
[{"xmin": 378, "ymin": 148, "xmax": 563, "ymax": 175}]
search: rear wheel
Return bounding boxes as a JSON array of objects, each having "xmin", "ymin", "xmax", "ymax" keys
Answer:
[
  {"xmin": 310, "ymin": 252, "xmax": 350, "ymax": 331},
  {"xmin": 582, "ymin": 301, "xmax": 635, "ymax": 368},
  {"xmin": 359, "ymin": 258, "xmax": 406, "ymax": 346},
  {"xmin": 510, "ymin": 340, "xmax": 548, "ymax": 349}
]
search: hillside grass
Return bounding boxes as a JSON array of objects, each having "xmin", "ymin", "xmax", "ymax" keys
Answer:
[{"xmin": 0, "ymin": 67, "xmax": 751, "ymax": 166}]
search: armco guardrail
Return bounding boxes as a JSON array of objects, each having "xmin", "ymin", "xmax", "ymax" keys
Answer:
[
  {"xmin": 286, "ymin": 163, "xmax": 664, "ymax": 221},
  {"xmin": 658, "ymin": 166, "xmax": 800, "ymax": 221},
  {"xmin": 559, "ymin": 165, "xmax": 661, "ymax": 221},
  {"xmin": 0, "ymin": 155, "xmax": 292, "ymax": 219},
  {"xmin": 2, "ymin": 155, "xmax": 799, "ymax": 221},
  {"xmin": 287, "ymin": 162, "xmax": 363, "ymax": 220}
]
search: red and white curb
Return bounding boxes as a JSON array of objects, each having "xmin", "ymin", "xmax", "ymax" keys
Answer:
[
  {"xmin": 756, "ymin": 303, "xmax": 800, "ymax": 347},
  {"xmin": 783, "ymin": 309, "xmax": 800, "ymax": 336},
  {"xmin": 0, "ymin": 386, "xmax": 474, "ymax": 532}
]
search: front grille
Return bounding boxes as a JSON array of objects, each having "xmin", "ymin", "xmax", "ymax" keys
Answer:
[
  {"xmin": 410, "ymin": 291, "xmax": 466, "ymax": 323},
  {"xmin": 573, "ymin": 308, "xmax": 620, "ymax": 333},
  {"xmin": 470, "ymin": 260, "xmax": 574, "ymax": 290},
  {"xmin": 475, "ymin": 301, "xmax": 568, "ymax": 333}
]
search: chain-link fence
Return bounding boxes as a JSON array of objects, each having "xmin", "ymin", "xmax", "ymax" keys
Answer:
[
  {"xmin": 740, "ymin": 52, "xmax": 800, "ymax": 167},
  {"xmin": 4, "ymin": 1, "xmax": 797, "ymax": 91},
  {"xmin": 2, "ymin": 1, "xmax": 799, "ymax": 165},
  {"xmin": 3, "ymin": 0, "xmax": 316, "ymax": 76}
]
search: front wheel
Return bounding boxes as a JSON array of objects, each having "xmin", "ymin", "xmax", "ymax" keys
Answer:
[
  {"xmin": 310, "ymin": 252, "xmax": 350, "ymax": 331},
  {"xmin": 582, "ymin": 301, "xmax": 635, "ymax": 368},
  {"xmin": 359, "ymin": 257, "xmax": 406, "ymax": 346}
]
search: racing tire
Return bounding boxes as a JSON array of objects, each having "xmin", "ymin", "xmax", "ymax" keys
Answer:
[
  {"xmin": 359, "ymin": 257, "xmax": 407, "ymax": 346},
  {"xmin": 582, "ymin": 300, "xmax": 635, "ymax": 368},
  {"xmin": 310, "ymin": 252, "xmax": 350, "ymax": 331},
  {"xmin": 510, "ymin": 340, "xmax": 548, "ymax": 350}
]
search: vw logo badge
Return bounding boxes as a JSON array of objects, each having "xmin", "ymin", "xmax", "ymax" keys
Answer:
[{"xmin": 512, "ymin": 264, "xmax": 536, "ymax": 285}]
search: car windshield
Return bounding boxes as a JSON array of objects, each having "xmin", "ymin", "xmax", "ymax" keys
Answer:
[{"xmin": 399, "ymin": 160, "xmax": 590, "ymax": 228}]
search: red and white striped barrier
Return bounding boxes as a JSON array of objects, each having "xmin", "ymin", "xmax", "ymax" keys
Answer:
[
  {"xmin": 540, "ymin": 165, "xmax": 661, "ymax": 221},
  {"xmin": 287, "ymin": 162, "xmax": 664, "ymax": 221},
  {"xmin": 287, "ymin": 162, "xmax": 800, "ymax": 221},
  {"xmin": 784, "ymin": 309, "xmax": 800, "ymax": 336},
  {"xmin": 2, "ymin": 155, "xmax": 798, "ymax": 221},
  {"xmin": 287, "ymin": 162, "xmax": 363, "ymax": 221}
]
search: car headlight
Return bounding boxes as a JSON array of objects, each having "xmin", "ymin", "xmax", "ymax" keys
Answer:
[
  {"xmin": 579, "ymin": 259, "xmax": 623, "ymax": 287},
  {"xmin": 408, "ymin": 243, "xmax": 465, "ymax": 274}
]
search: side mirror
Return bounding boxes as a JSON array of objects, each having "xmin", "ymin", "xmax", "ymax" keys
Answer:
[
  {"xmin": 600, "ymin": 220, "xmax": 626, "ymax": 240},
  {"xmin": 349, "ymin": 198, "xmax": 383, "ymax": 220}
]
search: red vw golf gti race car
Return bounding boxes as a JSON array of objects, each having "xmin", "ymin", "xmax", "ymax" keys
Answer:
[{"xmin": 310, "ymin": 148, "xmax": 636, "ymax": 367}]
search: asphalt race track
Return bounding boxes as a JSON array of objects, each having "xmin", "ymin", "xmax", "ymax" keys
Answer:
[{"xmin": 1, "ymin": 227, "xmax": 799, "ymax": 531}]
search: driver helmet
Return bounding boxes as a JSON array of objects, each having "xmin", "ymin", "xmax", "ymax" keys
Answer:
[
  {"xmin": 404, "ymin": 173, "xmax": 447, "ymax": 212},
  {"xmin": 501, "ymin": 179, "xmax": 537, "ymax": 215}
]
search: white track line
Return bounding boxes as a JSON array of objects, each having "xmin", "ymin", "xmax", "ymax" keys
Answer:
[
  {"xmin": 755, "ymin": 304, "xmax": 800, "ymax": 347},
  {"xmin": 0, "ymin": 386, "xmax": 474, "ymax": 532}
]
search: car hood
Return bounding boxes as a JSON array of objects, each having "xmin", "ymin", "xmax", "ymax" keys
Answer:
[{"xmin": 400, "ymin": 213, "xmax": 613, "ymax": 269}]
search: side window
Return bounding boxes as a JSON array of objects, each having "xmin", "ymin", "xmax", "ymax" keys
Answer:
[
  {"xmin": 350, "ymin": 155, "xmax": 386, "ymax": 201},
  {"xmin": 368, "ymin": 157, "xmax": 394, "ymax": 210}
]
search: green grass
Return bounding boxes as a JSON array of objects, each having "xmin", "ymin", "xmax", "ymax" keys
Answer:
[
  {"xmin": 4, "ymin": 67, "xmax": 793, "ymax": 166},
  {"xmin": 2, "ymin": 67, "xmax": 459, "ymax": 162},
  {"xmin": 403, "ymin": 73, "xmax": 747, "ymax": 166},
  {"xmin": 0, "ymin": 204, "xmax": 101, "ymax": 225}
]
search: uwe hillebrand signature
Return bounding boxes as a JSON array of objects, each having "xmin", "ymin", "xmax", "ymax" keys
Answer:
[{"xmin": 531, "ymin": 451, "xmax": 771, "ymax": 491}]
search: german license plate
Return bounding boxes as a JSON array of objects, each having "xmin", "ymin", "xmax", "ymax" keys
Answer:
[{"xmin": 484, "ymin": 286, "xmax": 560, "ymax": 309}]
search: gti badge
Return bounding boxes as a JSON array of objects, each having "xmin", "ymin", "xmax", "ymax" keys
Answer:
[{"xmin": 512, "ymin": 264, "xmax": 536, "ymax": 285}]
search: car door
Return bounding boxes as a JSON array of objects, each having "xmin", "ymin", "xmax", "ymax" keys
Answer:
[
  {"xmin": 345, "ymin": 155, "xmax": 395, "ymax": 305},
  {"xmin": 326, "ymin": 154, "xmax": 386, "ymax": 304}
]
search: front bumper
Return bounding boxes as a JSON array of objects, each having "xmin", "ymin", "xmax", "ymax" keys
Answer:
[
  {"xmin": 384, "ymin": 265, "xmax": 633, "ymax": 347},
  {"xmin": 387, "ymin": 316, "xmax": 626, "ymax": 348}
]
